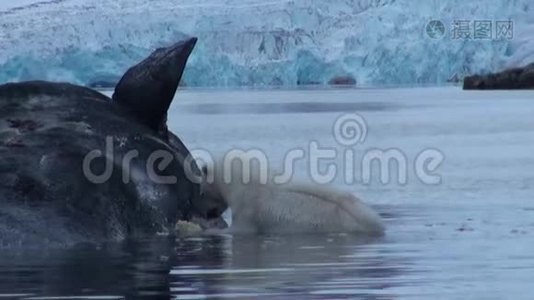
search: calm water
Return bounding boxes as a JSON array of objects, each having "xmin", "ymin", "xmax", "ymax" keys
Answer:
[{"xmin": 1, "ymin": 87, "xmax": 534, "ymax": 299}]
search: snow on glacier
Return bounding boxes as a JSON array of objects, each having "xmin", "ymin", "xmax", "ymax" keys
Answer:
[{"xmin": 0, "ymin": 0, "xmax": 533, "ymax": 87}]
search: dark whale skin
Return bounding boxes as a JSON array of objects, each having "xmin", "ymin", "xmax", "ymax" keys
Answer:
[
  {"xmin": 113, "ymin": 38, "xmax": 198, "ymax": 134},
  {"xmin": 0, "ymin": 38, "xmax": 211, "ymax": 248},
  {"xmin": 0, "ymin": 81, "xmax": 200, "ymax": 247}
]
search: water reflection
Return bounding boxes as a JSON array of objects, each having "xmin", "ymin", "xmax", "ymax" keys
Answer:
[
  {"xmin": 180, "ymin": 102, "xmax": 397, "ymax": 115},
  {"xmin": 170, "ymin": 234, "xmax": 407, "ymax": 299},
  {"xmin": 0, "ymin": 238, "xmax": 178, "ymax": 298},
  {"xmin": 0, "ymin": 217, "xmax": 409, "ymax": 299}
]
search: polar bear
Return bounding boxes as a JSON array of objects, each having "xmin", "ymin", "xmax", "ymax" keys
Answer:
[{"xmin": 198, "ymin": 155, "xmax": 385, "ymax": 235}]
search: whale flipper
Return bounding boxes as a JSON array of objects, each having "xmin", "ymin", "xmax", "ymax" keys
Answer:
[{"xmin": 112, "ymin": 37, "xmax": 198, "ymax": 132}]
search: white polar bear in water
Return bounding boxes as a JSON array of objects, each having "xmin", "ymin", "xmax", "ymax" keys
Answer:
[{"xmin": 199, "ymin": 155, "xmax": 385, "ymax": 235}]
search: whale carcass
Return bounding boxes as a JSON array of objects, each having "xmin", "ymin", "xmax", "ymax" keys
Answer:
[{"xmin": 0, "ymin": 37, "xmax": 226, "ymax": 248}]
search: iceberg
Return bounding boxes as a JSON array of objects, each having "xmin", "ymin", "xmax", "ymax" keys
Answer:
[{"xmin": 0, "ymin": 0, "xmax": 533, "ymax": 87}]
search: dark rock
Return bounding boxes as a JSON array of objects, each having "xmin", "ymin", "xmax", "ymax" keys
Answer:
[
  {"xmin": 463, "ymin": 63, "xmax": 534, "ymax": 90},
  {"xmin": 328, "ymin": 75, "xmax": 357, "ymax": 86},
  {"xmin": 518, "ymin": 68, "xmax": 534, "ymax": 86}
]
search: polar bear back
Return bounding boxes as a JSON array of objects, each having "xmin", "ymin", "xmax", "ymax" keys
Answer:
[{"xmin": 229, "ymin": 183, "xmax": 384, "ymax": 235}]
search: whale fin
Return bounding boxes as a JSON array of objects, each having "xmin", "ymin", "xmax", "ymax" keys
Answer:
[{"xmin": 112, "ymin": 37, "xmax": 198, "ymax": 132}]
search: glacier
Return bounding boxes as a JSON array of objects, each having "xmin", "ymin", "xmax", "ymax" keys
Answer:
[{"xmin": 0, "ymin": 0, "xmax": 533, "ymax": 87}]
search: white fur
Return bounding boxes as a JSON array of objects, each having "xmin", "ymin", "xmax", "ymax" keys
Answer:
[{"xmin": 202, "ymin": 156, "xmax": 385, "ymax": 235}]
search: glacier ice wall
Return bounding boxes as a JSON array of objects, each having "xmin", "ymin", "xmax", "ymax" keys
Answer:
[{"xmin": 0, "ymin": 0, "xmax": 533, "ymax": 87}]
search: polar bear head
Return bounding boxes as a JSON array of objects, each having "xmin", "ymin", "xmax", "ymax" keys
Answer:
[{"xmin": 199, "ymin": 153, "xmax": 269, "ymax": 208}]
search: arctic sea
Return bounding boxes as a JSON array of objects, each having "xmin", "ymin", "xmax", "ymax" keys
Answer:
[{"xmin": 1, "ymin": 87, "xmax": 533, "ymax": 299}]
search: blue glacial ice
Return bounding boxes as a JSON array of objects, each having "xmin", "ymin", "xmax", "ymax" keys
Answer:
[{"xmin": 0, "ymin": 0, "xmax": 533, "ymax": 87}]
